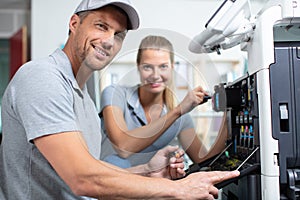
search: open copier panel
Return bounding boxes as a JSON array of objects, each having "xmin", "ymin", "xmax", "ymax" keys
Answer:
[
  {"xmin": 186, "ymin": 73, "xmax": 262, "ymax": 200},
  {"xmin": 218, "ymin": 42, "xmax": 300, "ymax": 200}
]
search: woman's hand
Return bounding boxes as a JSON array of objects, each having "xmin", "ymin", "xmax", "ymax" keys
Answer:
[
  {"xmin": 145, "ymin": 145, "xmax": 186, "ymax": 179},
  {"xmin": 178, "ymin": 86, "xmax": 209, "ymax": 115}
]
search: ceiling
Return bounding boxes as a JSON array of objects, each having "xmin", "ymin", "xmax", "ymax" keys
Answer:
[{"xmin": 0, "ymin": 0, "xmax": 30, "ymax": 9}]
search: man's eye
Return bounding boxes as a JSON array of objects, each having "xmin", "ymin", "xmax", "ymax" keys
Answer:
[
  {"xmin": 97, "ymin": 23, "xmax": 108, "ymax": 31},
  {"xmin": 114, "ymin": 32, "xmax": 126, "ymax": 41}
]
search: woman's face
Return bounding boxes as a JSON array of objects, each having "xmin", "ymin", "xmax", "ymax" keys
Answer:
[{"xmin": 138, "ymin": 49, "xmax": 173, "ymax": 94}]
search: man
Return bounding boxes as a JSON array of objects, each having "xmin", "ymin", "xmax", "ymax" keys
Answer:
[{"xmin": 0, "ymin": 0, "xmax": 239, "ymax": 199}]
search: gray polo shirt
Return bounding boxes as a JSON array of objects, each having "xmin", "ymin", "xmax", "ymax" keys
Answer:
[
  {"xmin": 100, "ymin": 84, "xmax": 194, "ymax": 167},
  {"xmin": 0, "ymin": 49, "xmax": 101, "ymax": 200}
]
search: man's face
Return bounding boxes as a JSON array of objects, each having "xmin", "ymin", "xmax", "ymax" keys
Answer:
[{"xmin": 72, "ymin": 6, "xmax": 128, "ymax": 72}]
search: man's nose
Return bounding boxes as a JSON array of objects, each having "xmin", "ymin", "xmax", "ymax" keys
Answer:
[{"xmin": 101, "ymin": 33, "xmax": 114, "ymax": 50}]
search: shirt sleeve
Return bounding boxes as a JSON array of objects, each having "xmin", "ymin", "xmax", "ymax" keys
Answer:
[
  {"xmin": 100, "ymin": 84, "xmax": 126, "ymax": 113},
  {"xmin": 13, "ymin": 63, "xmax": 78, "ymax": 142}
]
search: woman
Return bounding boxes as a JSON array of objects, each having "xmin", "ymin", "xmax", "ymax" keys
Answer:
[{"xmin": 100, "ymin": 35, "xmax": 225, "ymax": 168}]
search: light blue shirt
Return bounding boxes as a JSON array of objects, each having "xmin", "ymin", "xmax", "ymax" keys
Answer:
[{"xmin": 100, "ymin": 84, "xmax": 194, "ymax": 167}]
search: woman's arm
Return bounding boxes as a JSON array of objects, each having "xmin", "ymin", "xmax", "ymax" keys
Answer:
[
  {"xmin": 178, "ymin": 114, "xmax": 228, "ymax": 163},
  {"xmin": 201, "ymin": 114, "xmax": 229, "ymax": 160},
  {"xmin": 102, "ymin": 86, "xmax": 208, "ymax": 158},
  {"xmin": 127, "ymin": 145, "xmax": 186, "ymax": 180},
  {"xmin": 178, "ymin": 128, "xmax": 208, "ymax": 163},
  {"xmin": 102, "ymin": 105, "xmax": 182, "ymax": 157}
]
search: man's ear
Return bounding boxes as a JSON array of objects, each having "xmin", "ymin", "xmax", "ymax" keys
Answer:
[{"xmin": 69, "ymin": 14, "xmax": 80, "ymax": 34}]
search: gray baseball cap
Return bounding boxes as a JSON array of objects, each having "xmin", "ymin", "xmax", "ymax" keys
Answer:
[{"xmin": 74, "ymin": 0, "xmax": 140, "ymax": 30}]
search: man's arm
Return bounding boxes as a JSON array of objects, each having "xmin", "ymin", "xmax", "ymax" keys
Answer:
[
  {"xmin": 34, "ymin": 131, "xmax": 239, "ymax": 199},
  {"xmin": 34, "ymin": 131, "xmax": 176, "ymax": 199}
]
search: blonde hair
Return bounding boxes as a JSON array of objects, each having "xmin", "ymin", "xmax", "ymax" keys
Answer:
[{"xmin": 136, "ymin": 35, "xmax": 176, "ymax": 111}]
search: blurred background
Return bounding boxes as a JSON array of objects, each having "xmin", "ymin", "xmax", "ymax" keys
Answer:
[{"xmin": 0, "ymin": 0, "xmax": 268, "ymax": 148}]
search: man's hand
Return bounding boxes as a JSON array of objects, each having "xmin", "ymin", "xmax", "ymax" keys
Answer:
[
  {"xmin": 175, "ymin": 170, "xmax": 240, "ymax": 199},
  {"xmin": 145, "ymin": 145, "xmax": 186, "ymax": 180}
]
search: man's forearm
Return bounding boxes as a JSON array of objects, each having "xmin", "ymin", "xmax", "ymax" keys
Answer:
[{"xmin": 95, "ymin": 163, "xmax": 179, "ymax": 199}]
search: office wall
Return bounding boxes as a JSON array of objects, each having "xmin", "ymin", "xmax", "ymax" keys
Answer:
[
  {"xmin": 30, "ymin": 0, "xmax": 247, "ymax": 60},
  {"xmin": 31, "ymin": 0, "xmax": 81, "ymax": 59},
  {"xmin": 132, "ymin": 0, "xmax": 219, "ymax": 38},
  {"xmin": 31, "ymin": 0, "xmax": 265, "ymax": 60}
]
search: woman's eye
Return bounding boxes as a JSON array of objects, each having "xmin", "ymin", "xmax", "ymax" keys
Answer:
[
  {"xmin": 160, "ymin": 64, "xmax": 169, "ymax": 69},
  {"xmin": 142, "ymin": 65, "xmax": 152, "ymax": 71}
]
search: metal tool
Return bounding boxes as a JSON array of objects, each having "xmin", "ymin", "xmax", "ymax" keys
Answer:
[{"xmin": 236, "ymin": 146, "xmax": 259, "ymax": 171}]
